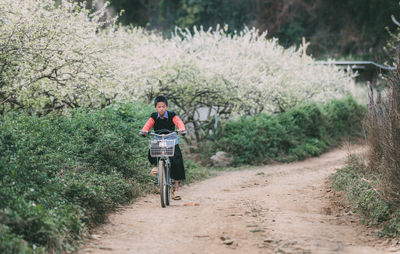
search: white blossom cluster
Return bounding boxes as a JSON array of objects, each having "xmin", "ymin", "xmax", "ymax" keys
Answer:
[
  {"xmin": 0, "ymin": 0, "xmax": 351, "ymax": 116},
  {"xmin": 111, "ymin": 25, "xmax": 352, "ymax": 117},
  {"xmin": 0, "ymin": 0, "xmax": 119, "ymax": 113}
]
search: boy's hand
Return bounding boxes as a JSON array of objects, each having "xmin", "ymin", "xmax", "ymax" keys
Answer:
[{"xmin": 139, "ymin": 131, "xmax": 148, "ymax": 137}]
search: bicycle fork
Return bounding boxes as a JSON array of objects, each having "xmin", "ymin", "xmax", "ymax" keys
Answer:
[{"xmin": 157, "ymin": 158, "xmax": 173, "ymax": 188}]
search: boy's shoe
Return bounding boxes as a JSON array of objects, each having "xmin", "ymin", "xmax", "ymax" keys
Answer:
[
  {"xmin": 172, "ymin": 190, "xmax": 181, "ymax": 200},
  {"xmin": 151, "ymin": 167, "xmax": 158, "ymax": 176}
]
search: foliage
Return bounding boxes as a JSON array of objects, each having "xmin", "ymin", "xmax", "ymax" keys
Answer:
[
  {"xmin": 1, "ymin": 0, "xmax": 352, "ymax": 144},
  {"xmin": 0, "ymin": 0, "xmax": 130, "ymax": 114},
  {"xmin": 104, "ymin": 0, "xmax": 253, "ymax": 34},
  {"xmin": 0, "ymin": 103, "xmax": 154, "ymax": 252},
  {"xmin": 211, "ymin": 97, "xmax": 366, "ymax": 165},
  {"xmin": 331, "ymin": 156, "xmax": 400, "ymax": 237},
  {"xmin": 329, "ymin": 47, "xmax": 400, "ymax": 239},
  {"xmin": 303, "ymin": 0, "xmax": 399, "ymax": 58},
  {"xmin": 114, "ymin": 26, "xmax": 352, "ymax": 143},
  {"xmin": 106, "ymin": 0, "xmax": 400, "ymax": 58},
  {"xmin": 386, "ymin": 15, "xmax": 400, "ymax": 64},
  {"xmin": 0, "ymin": 102, "xmax": 212, "ymax": 252},
  {"xmin": 0, "ymin": 0, "xmax": 375, "ymax": 251},
  {"xmin": 365, "ymin": 52, "xmax": 400, "ymax": 208}
]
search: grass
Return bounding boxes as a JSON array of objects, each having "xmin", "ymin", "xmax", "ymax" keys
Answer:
[{"xmin": 331, "ymin": 155, "xmax": 400, "ymax": 237}]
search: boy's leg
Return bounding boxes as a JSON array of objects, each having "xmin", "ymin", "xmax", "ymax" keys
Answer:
[
  {"xmin": 151, "ymin": 166, "xmax": 158, "ymax": 176},
  {"xmin": 172, "ymin": 180, "xmax": 181, "ymax": 200},
  {"xmin": 148, "ymin": 149, "xmax": 158, "ymax": 175},
  {"xmin": 174, "ymin": 180, "xmax": 179, "ymax": 191},
  {"xmin": 170, "ymin": 145, "xmax": 185, "ymax": 180},
  {"xmin": 170, "ymin": 145, "xmax": 184, "ymax": 200}
]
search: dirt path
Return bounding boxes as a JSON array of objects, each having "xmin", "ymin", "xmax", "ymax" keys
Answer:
[{"xmin": 81, "ymin": 145, "xmax": 398, "ymax": 254}]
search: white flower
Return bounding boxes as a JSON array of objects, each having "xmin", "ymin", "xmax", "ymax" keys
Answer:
[{"xmin": 1, "ymin": 0, "xmax": 351, "ymax": 118}]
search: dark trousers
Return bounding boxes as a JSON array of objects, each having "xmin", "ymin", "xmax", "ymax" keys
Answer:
[{"xmin": 148, "ymin": 144, "xmax": 186, "ymax": 180}]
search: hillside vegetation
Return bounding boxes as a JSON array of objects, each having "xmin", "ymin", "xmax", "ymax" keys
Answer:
[
  {"xmin": 332, "ymin": 53, "xmax": 400, "ymax": 238},
  {"xmin": 0, "ymin": 98, "xmax": 366, "ymax": 253},
  {"xmin": 107, "ymin": 0, "xmax": 400, "ymax": 59},
  {"xmin": 0, "ymin": 1, "xmax": 372, "ymax": 252},
  {"xmin": 208, "ymin": 96, "xmax": 365, "ymax": 165}
]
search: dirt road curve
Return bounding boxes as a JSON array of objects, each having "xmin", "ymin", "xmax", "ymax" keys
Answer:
[{"xmin": 82, "ymin": 145, "xmax": 398, "ymax": 254}]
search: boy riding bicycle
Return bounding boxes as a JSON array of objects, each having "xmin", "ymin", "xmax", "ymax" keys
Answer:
[{"xmin": 140, "ymin": 96, "xmax": 186, "ymax": 200}]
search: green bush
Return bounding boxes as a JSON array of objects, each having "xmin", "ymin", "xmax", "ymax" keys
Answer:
[
  {"xmin": 212, "ymin": 96, "xmax": 366, "ymax": 165},
  {"xmin": 0, "ymin": 103, "xmax": 155, "ymax": 253},
  {"xmin": 0, "ymin": 102, "xmax": 211, "ymax": 252},
  {"xmin": 325, "ymin": 96, "xmax": 365, "ymax": 138}
]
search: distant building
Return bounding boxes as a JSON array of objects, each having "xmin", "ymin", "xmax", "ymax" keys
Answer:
[{"xmin": 316, "ymin": 60, "xmax": 395, "ymax": 82}]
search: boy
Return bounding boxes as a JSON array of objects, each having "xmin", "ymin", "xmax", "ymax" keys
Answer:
[{"xmin": 140, "ymin": 96, "xmax": 186, "ymax": 200}]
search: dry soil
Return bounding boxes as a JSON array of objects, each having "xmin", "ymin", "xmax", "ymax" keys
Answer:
[{"xmin": 81, "ymin": 144, "xmax": 400, "ymax": 254}]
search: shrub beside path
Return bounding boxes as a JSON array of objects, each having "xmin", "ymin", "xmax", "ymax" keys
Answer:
[{"xmin": 81, "ymin": 145, "xmax": 396, "ymax": 254}]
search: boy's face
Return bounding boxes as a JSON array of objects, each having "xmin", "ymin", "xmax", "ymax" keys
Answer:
[{"xmin": 155, "ymin": 102, "xmax": 168, "ymax": 117}]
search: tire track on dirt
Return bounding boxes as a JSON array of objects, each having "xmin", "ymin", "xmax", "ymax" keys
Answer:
[{"xmin": 81, "ymin": 145, "xmax": 396, "ymax": 254}]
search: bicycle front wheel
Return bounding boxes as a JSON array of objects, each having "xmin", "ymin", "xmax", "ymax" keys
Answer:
[
  {"xmin": 159, "ymin": 160, "xmax": 167, "ymax": 208},
  {"xmin": 165, "ymin": 164, "xmax": 171, "ymax": 206}
]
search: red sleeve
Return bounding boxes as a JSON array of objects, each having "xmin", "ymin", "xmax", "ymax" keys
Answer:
[
  {"xmin": 172, "ymin": 115, "xmax": 185, "ymax": 130},
  {"xmin": 141, "ymin": 117, "xmax": 155, "ymax": 132}
]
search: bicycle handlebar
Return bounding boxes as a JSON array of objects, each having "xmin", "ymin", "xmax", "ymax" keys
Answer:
[
  {"xmin": 139, "ymin": 129, "xmax": 186, "ymax": 137},
  {"xmin": 149, "ymin": 131, "xmax": 177, "ymax": 137}
]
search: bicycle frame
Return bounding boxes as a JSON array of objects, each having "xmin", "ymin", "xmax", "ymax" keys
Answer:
[
  {"xmin": 148, "ymin": 130, "xmax": 177, "ymax": 207},
  {"xmin": 157, "ymin": 156, "xmax": 172, "ymax": 186}
]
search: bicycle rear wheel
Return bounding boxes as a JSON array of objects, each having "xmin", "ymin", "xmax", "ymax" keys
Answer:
[{"xmin": 159, "ymin": 160, "xmax": 167, "ymax": 208}]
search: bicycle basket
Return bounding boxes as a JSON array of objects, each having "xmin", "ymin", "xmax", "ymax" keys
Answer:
[{"xmin": 149, "ymin": 139, "xmax": 176, "ymax": 157}]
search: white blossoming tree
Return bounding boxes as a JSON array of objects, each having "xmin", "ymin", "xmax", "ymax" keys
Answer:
[
  {"xmin": 0, "ymin": 0, "xmax": 120, "ymax": 114},
  {"xmin": 112, "ymin": 26, "xmax": 351, "ymax": 142},
  {"xmin": 1, "ymin": 0, "xmax": 352, "ymax": 142}
]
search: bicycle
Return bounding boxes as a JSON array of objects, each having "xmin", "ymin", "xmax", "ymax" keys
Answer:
[{"xmin": 142, "ymin": 129, "xmax": 186, "ymax": 208}]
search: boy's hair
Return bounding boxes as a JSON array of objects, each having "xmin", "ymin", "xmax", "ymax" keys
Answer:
[{"xmin": 154, "ymin": 96, "xmax": 168, "ymax": 107}]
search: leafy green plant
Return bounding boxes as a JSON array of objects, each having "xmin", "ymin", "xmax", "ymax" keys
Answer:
[
  {"xmin": 212, "ymin": 96, "xmax": 365, "ymax": 165},
  {"xmin": 0, "ymin": 101, "xmax": 214, "ymax": 252},
  {"xmin": 0, "ymin": 103, "xmax": 155, "ymax": 252},
  {"xmin": 332, "ymin": 155, "xmax": 400, "ymax": 237}
]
